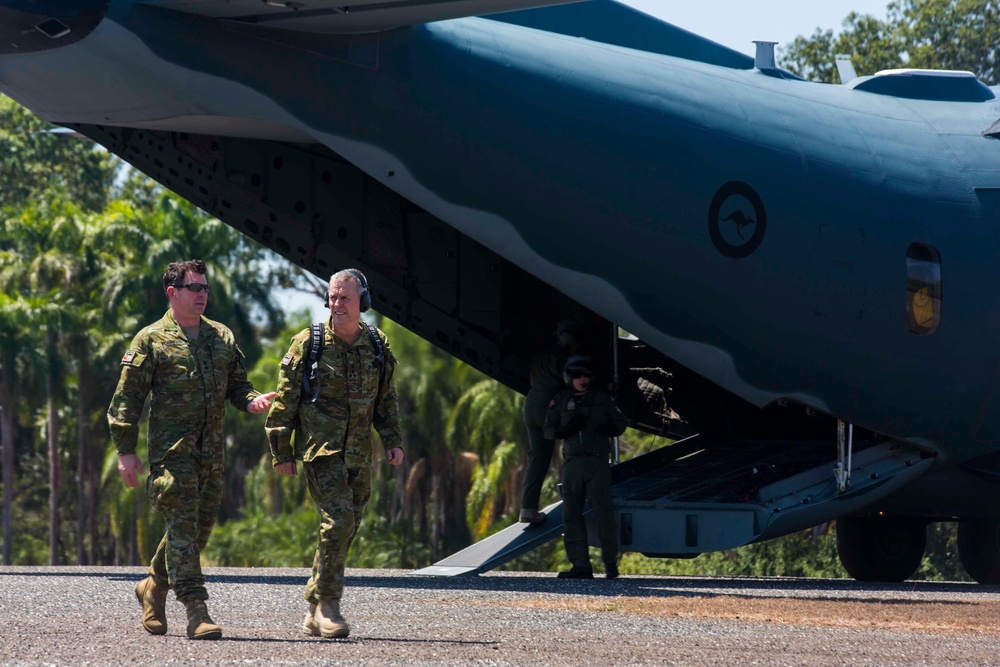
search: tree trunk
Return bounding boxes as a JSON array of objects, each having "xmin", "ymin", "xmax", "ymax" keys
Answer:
[
  {"xmin": 0, "ymin": 356, "xmax": 15, "ymax": 566},
  {"xmin": 75, "ymin": 348, "xmax": 89, "ymax": 565},
  {"xmin": 76, "ymin": 348, "xmax": 93, "ymax": 565},
  {"xmin": 88, "ymin": 448, "xmax": 99, "ymax": 564},
  {"xmin": 47, "ymin": 389, "xmax": 60, "ymax": 565},
  {"xmin": 47, "ymin": 337, "xmax": 60, "ymax": 566}
]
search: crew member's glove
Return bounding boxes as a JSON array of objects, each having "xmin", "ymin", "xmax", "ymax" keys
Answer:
[{"xmin": 555, "ymin": 415, "xmax": 585, "ymax": 440}]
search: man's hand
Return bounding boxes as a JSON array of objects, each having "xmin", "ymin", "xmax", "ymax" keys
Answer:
[
  {"xmin": 118, "ymin": 454, "xmax": 143, "ymax": 488},
  {"xmin": 555, "ymin": 415, "xmax": 585, "ymax": 440},
  {"xmin": 386, "ymin": 447, "xmax": 404, "ymax": 466},
  {"xmin": 248, "ymin": 392, "xmax": 277, "ymax": 414},
  {"xmin": 275, "ymin": 461, "xmax": 298, "ymax": 476}
]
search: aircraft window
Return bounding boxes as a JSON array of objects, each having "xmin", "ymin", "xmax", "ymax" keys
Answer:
[{"xmin": 905, "ymin": 243, "xmax": 941, "ymax": 335}]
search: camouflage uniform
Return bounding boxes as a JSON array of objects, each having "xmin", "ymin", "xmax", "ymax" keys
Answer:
[
  {"xmin": 520, "ymin": 346, "xmax": 568, "ymax": 511},
  {"xmin": 544, "ymin": 387, "xmax": 626, "ymax": 571},
  {"xmin": 265, "ymin": 318, "xmax": 400, "ymax": 604},
  {"xmin": 107, "ymin": 309, "xmax": 259, "ymax": 602}
]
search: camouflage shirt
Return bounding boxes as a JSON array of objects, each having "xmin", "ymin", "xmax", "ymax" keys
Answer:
[
  {"xmin": 107, "ymin": 310, "xmax": 259, "ymax": 463},
  {"xmin": 265, "ymin": 318, "xmax": 401, "ymax": 467}
]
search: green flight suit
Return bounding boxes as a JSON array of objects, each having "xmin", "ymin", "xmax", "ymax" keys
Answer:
[
  {"xmin": 520, "ymin": 345, "xmax": 569, "ymax": 511},
  {"xmin": 544, "ymin": 387, "xmax": 626, "ymax": 571},
  {"xmin": 265, "ymin": 319, "xmax": 400, "ymax": 604},
  {"xmin": 107, "ymin": 310, "xmax": 259, "ymax": 602}
]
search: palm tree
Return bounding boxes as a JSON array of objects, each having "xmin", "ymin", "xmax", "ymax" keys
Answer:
[
  {"xmin": 0, "ymin": 294, "xmax": 40, "ymax": 564},
  {"xmin": 380, "ymin": 318, "xmax": 480, "ymax": 558},
  {"xmin": 446, "ymin": 378, "xmax": 526, "ymax": 541},
  {"xmin": 0, "ymin": 95, "xmax": 116, "ymax": 215}
]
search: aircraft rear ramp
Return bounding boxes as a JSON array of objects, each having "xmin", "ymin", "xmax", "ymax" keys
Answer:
[
  {"xmin": 415, "ymin": 434, "xmax": 933, "ymax": 576},
  {"xmin": 413, "ymin": 503, "xmax": 565, "ymax": 576}
]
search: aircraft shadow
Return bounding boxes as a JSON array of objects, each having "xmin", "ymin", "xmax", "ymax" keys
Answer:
[{"xmin": 3, "ymin": 569, "xmax": 995, "ymax": 602}]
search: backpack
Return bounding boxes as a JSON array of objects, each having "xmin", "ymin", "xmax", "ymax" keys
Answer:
[{"xmin": 300, "ymin": 322, "xmax": 386, "ymax": 403}]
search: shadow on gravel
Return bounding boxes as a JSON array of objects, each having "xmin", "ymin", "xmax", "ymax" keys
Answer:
[
  {"xmin": 318, "ymin": 573, "xmax": 995, "ymax": 602},
  {"xmin": 353, "ymin": 637, "xmax": 498, "ymax": 646},
  {"xmin": 3, "ymin": 570, "xmax": 995, "ymax": 602},
  {"xmin": 218, "ymin": 636, "xmax": 496, "ymax": 646},
  {"xmin": 0, "ymin": 570, "xmax": 303, "ymax": 585}
]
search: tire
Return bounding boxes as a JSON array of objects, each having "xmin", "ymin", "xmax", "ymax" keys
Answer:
[
  {"xmin": 836, "ymin": 516, "xmax": 926, "ymax": 582},
  {"xmin": 957, "ymin": 518, "xmax": 1000, "ymax": 585}
]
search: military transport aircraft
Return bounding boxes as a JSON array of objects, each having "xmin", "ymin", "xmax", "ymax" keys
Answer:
[{"xmin": 3, "ymin": 0, "xmax": 1000, "ymax": 582}]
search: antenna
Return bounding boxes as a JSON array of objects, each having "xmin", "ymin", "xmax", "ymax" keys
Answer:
[
  {"xmin": 753, "ymin": 41, "xmax": 778, "ymax": 70},
  {"xmin": 835, "ymin": 55, "xmax": 858, "ymax": 84}
]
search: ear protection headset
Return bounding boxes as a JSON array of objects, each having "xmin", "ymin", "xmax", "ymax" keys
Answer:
[
  {"xmin": 326, "ymin": 268, "xmax": 371, "ymax": 312},
  {"xmin": 563, "ymin": 354, "xmax": 594, "ymax": 385}
]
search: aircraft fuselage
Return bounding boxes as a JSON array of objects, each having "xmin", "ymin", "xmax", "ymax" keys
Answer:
[{"xmin": 3, "ymin": 1, "xmax": 1000, "ymax": 466}]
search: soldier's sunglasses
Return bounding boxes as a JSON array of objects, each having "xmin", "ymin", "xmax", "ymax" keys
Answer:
[
  {"xmin": 173, "ymin": 283, "xmax": 210, "ymax": 293},
  {"xmin": 567, "ymin": 370, "xmax": 592, "ymax": 379}
]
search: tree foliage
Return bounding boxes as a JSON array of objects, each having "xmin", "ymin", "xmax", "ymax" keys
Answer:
[
  {"xmin": 781, "ymin": 0, "xmax": 1000, "ymax": 84},
  {"xmin": 0, "ymin": 94, "xmax": 298, "ymax": 565},
  {"xmin": 0, "ymin": 97, "xmax": 116, "ymax": 213}
]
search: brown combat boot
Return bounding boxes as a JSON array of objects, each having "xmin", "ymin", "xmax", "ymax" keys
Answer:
[
  {"xmin": 182, "ymin": 599, "xmax": 222, "ymax": 640},
  {"xmin": 302, "ymin": 603, "xmax": 319, "ymax": 636},
  {"xmin": 314, "ymin": 599, "xmax": 350, "ymax": 638},
  {"xmin": 135, "ymin": 576, "xmax": 168, "ymax": 635}
]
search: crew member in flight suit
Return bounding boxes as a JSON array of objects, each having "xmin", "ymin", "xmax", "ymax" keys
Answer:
[
  {"xmin": 519, "ymin": 319, "xmax": 582, "ymax": 524},
  {"xmin": 544, "ymin": 354, "xmax": 626, "ymax": 579}
]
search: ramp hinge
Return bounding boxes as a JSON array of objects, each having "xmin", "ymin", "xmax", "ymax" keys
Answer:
[{"xmin": 834, "ymin": 419, "xmax": 853, "ymax": 493}]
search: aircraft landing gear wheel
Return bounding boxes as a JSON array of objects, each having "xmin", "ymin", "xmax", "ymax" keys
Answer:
[
  {"xmin": 836, "ymin": 516, "xmax": 926, "ymax": 582},
  {"xmin": 957, "ymin": 518, "xmax": 1000, "ymax": 584}
]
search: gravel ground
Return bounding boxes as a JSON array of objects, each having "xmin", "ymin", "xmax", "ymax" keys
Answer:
[{"xmin": 2, "ymin": 566, "xmax": 999, "ymax": 666}]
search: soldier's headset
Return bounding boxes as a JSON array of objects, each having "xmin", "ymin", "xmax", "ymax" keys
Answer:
[
  {"xmin": 563, "ymin": 354, "xmax": 594, "ymax": 385},
  {"xmin": 325, "ymin": 268, "xmax": 371, "ymax": 312}
]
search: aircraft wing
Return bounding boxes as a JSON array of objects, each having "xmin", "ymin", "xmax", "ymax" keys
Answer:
[{"xmin": 137, "ymin": 0, "xmax": 586, "ymax": 34}]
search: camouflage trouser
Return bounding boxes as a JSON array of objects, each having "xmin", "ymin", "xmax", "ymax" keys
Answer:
[
  {"xmin": 146, "ymin": 449, "xmax": 224, "ymax": 602},
  {"xmin": 303, "ymin": 453, "xmax": 371, "ymax": 603},
  {"xmin": 561, "ymin": 455, "xmax": 618, "ymax": 570}
]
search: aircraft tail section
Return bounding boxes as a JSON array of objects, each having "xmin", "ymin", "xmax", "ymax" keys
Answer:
[{"xmin": 487, "ymin": 0, "xmax": 753, "ymax": 69}]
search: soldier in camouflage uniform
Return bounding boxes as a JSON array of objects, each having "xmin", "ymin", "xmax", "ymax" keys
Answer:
[
  {"xmin": 544, "ymin": 355, "xmax": 626, "ymax": 580},
  {"xmin": 265, "ymin": 268, "xmax": 403, "ymax": 639},
  {"xmin": 108, "ymin": 260, "xmax": 275, "ymax": 640}
]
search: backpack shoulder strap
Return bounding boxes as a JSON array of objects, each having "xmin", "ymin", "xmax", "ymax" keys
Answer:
[
  {"xmin": 362, "ymin": 321, "xmax": 386, "ymax": 390},
  {"xmin": 300, "ymin": 322, "xmax": 325, "ymax": 404}
]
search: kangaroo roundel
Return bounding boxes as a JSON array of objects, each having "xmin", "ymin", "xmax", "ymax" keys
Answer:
[{"xmin": 708, "ymin": 181, "xmax": 767, "ymax": 259}]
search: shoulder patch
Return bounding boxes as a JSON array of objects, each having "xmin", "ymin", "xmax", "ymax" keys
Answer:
[
  {"xmin": 281, "ymin": 352, "xmax": 294, "ymax": 366},
  {"xmin": 121, "ymin": 350, "xmax": 147, "ymax": 367}
]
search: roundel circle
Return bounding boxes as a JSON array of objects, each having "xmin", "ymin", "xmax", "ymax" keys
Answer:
[{"xmin": 708, "ymin": 181, "xmax": 767, "ymax": 259}]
